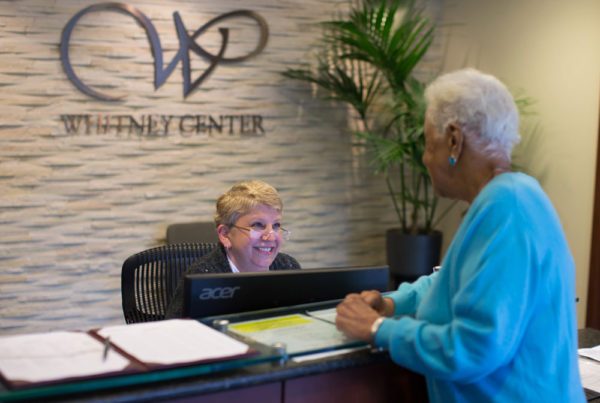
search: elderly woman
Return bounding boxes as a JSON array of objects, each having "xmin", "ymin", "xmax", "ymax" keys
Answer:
[
  {"xmin": 335, "ymin": 69, "xmax": 584, "ymax": 402},
  {"xmin": 166, "ymin": 180, "xmax": 300, "ymax": 318}
]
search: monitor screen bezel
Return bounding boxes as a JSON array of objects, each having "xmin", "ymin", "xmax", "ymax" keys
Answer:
[{"xmin": 183, "ymin": 265, "xmax": 389, "ymax": 319}]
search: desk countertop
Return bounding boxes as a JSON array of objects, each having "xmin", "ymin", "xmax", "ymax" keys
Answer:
[
  {"xmin": 4, "ymin": 328, "xmax": 599, "ymax": 402},
  {"xmin": 32, "ymin": 345, "xmax": 398, "ymax": 402},
  {"xmin": 76, "ymin": 327, "xmax": 600, "ymax": 403}
]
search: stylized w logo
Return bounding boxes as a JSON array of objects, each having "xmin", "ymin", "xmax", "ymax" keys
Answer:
[{"xmin": 60, "ymin": 3, "xmax": 269, "ymax": 101}]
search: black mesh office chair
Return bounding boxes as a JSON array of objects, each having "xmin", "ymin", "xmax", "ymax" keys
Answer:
[{"xmin": 121, "ymin": 242, "xmax": 218, "ymax": 323}]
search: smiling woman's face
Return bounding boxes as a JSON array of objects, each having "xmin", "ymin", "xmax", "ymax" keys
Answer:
[{"xmin": 220, "ymin": 203, "xmax": 283, "ymax": 272}]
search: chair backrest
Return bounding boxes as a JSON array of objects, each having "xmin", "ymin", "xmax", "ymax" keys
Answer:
[
  {"xmin": 166, "ymin": 221, "xmax": 219, "ymax": 244},
  {"xmin": 121, "ymin": 242, "xmax": 218, "ymax": 323}
]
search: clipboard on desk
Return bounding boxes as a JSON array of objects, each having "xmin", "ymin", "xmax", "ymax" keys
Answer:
[
  {"xmin": 220, "ymin": 302, "xmax": 367, "ymax": 357},
  {"xmin": 0, "ymin": 319, "xmax": 257, "ymax": 390}
]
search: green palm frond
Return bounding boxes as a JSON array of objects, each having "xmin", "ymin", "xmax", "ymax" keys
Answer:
[
  {"xmin": 324, "ymin": 0, "xmax": 433, "ymax": 90},
  {"xmin": 282, "ymin": 0, "xmax": 440, "ymax": 233}
]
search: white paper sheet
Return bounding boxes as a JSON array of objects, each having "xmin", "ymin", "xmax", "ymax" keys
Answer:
[
  {"xmin": 97, "ymin": 319, "xmax": 250, "ymax": 365},
  {"xmin": 579, "ymin": 357, "xmax": 600, "ymax": 393},
  {"xmin": 579, "ymin": 345, "xmax": 600, "ymax": 362},
  {"xmin": 0, "ymin": 331, "xmax": 130, "ymax": 383}
]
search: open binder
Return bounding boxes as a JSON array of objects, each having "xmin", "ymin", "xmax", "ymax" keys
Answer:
[{"xmin": 0, "ymin": 319, "xmax": 256, "ymax": 390}]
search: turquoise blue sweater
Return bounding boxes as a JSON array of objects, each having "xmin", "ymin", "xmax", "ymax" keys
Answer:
[{"xmin": 375, "ymin": 173, "xmax": 584, "ymax": 402}]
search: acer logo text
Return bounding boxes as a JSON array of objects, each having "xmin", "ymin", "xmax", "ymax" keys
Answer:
[{"xmin": 198, "ymin": 286, "xmax": 241, "ymax": 300}]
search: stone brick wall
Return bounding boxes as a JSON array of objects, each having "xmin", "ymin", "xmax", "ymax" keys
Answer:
[{"xmin": 0, "ymin": 0, "xmax": 442, "ymax": 334}]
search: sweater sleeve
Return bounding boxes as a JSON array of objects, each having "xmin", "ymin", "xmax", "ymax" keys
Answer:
[
  {"xmin": 387, "ymin": 272, "xmax": 438, "ymax": 316},
  {"xmin": 375, "ymin": 194, "xmax": 538, "ymax": 382}
]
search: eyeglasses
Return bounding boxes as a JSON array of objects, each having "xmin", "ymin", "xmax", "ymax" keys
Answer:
[{"xmin": 231, "ymin": 224, "xmax": 291, "ymax": 241}]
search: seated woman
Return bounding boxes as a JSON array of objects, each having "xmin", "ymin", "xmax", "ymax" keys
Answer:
[
  {"xmin": 335, "ymin": 68, "xmax": 584, "ymax": 402},
  {"xmin": 166, "ymin": 180, "xmax": 301, "ymax": 318}
]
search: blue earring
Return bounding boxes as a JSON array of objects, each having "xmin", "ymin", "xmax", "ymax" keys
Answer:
[{"xmin": 449, "ymin": 156, "xmax": 456, "ymax": 166}]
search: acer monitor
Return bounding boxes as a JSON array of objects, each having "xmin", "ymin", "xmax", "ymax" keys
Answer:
[{"xmin": 183, "ymin": 265, "xmax": 389, "ymax": 319}]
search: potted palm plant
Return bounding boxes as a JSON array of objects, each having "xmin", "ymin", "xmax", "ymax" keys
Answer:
[{"xmin": 283, "ymin": 0, "xmax": 445, "ymax": 286}]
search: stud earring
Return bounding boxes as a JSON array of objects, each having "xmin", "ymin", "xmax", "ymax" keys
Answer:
[{"xmin": 449, "ymin": 156, "xmax": 456, "ymax": 166}]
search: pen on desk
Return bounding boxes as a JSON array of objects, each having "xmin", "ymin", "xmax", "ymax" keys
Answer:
[
  {"xmin": 102, "ymin": 337, "xmax": 111, "ymax": 362},
  {"xmin": 304, "ymin": 311, "xmax": 336, "ymax": 325}
]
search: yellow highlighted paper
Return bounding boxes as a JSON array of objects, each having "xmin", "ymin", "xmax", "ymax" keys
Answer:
[{"xmin": 230, "ymin": 315, "xmax": 313, "ymax": 333}]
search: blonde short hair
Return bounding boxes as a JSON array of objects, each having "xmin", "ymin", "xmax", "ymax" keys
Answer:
[{"xmin": 214, "ymin": 180, "xmax": 283, "ymax": 226}]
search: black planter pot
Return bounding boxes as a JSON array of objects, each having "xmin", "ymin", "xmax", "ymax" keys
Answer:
[{"xmin": 386, "ymin": 228, "xmax": 442, "ymax": 289}]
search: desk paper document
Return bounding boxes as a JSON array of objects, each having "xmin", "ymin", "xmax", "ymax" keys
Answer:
[
  {"xmin": 0, "ymin": 331, "xmax": 130, "ymax": 384},
  {"xmin": 579, "ymin": 345, "xmax": 600, "ymax": 393},
  {"xmin": 579, "ymin": 357, "xmax": 600, "ymax": 394},
  {"xmin": 0, "ymin": 319, "xmax": 251, "ymax": 387},
  {"xmin": 579, "ymin": 345, "xmax": 600, "ymax": 362},
  {"xmin": 97, "ymin": 319, "xmax": 250, "ymax": 365},
  {"xmin": 228, "ymin": 313, "xmax": 358, "ymax": 355}
]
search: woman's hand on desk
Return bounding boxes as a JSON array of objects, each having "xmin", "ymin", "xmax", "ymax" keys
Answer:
[
  {"xmin": 360, "ymin": 290, "xmax": 395, "ymax": 317},
  {"xmin": 335, "ymin": 293, "xmax": 382, "ymax": 342}
]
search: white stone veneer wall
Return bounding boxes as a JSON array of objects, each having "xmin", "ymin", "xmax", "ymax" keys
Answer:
[{"xmin": 0, "ymin": 0, "xmax": 442, "ymax": 334}]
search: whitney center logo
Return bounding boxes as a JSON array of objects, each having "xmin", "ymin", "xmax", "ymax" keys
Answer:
[
  {"xmin": 59, "ymin": 3, "xmax": 269, "ymax": 137},
  {"xmin": 60, "ymin": 2, "xmax": 269, "ymax": 102}
]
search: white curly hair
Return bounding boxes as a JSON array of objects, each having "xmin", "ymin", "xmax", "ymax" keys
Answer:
[{"xmin": 425, "ymin": 68, "xmax": 521, "ymax": 160}]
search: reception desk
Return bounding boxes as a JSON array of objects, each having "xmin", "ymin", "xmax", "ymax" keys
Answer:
[
  {"xmin": 2, "ymin": 322, "xmax": 598, "ymax": 403},
  {"xmin": 0, "ymin": 300, "xmax": 428, "ymax": 403},
  {"xmin": 0, "ymin": 341, "xmax": 427, "ymax": 402}
]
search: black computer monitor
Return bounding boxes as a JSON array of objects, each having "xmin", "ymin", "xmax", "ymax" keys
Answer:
[{"xmin": 183, "ymin": 265, "xmax": 389, "ymax": 319}]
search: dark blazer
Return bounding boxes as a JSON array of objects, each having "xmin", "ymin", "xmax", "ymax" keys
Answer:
[{"xmin": 165, "ymin": 244, "xmax": 301, "ymax": 318}]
